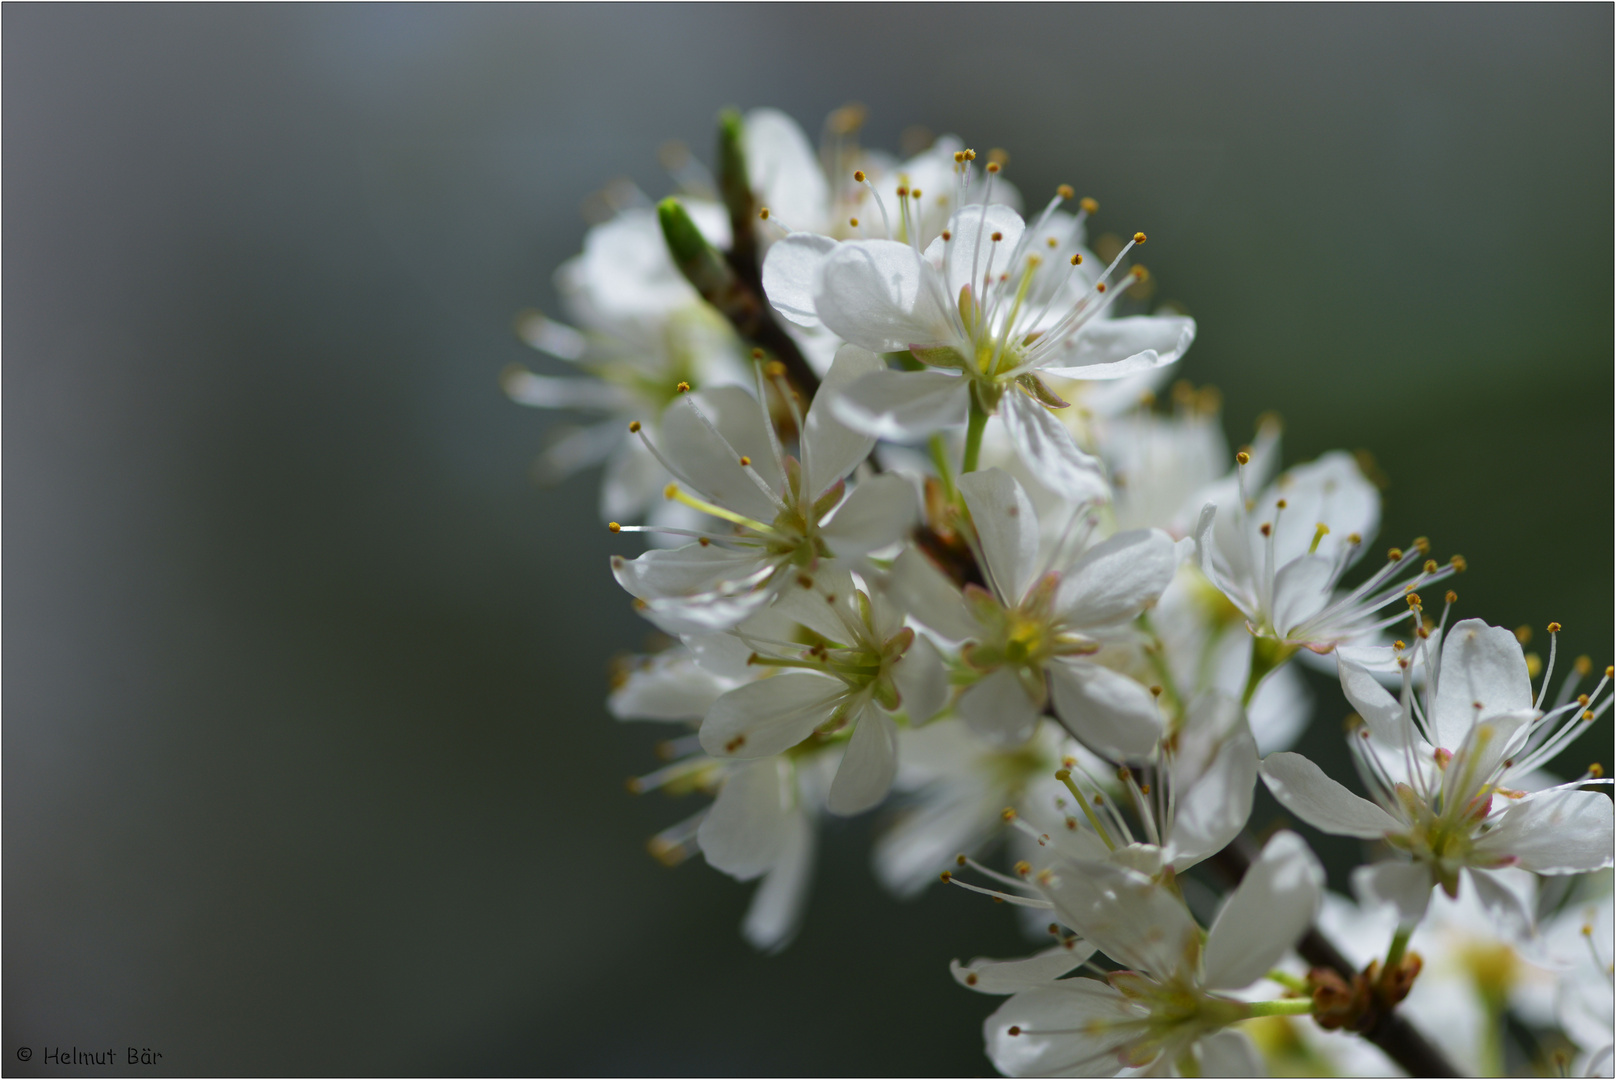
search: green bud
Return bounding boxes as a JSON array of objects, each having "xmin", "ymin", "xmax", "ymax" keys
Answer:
[
  {"xmin": 657, "ymin": 196, "xmax": 740, "ymax": 303},
  {"xmin": 716, "ymin": 107, "xmax": 755, "ymax": 259}
]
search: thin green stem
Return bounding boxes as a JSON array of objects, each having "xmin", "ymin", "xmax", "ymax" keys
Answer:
[
  {"xmin": 962, "ymin": 393, "xmax": 989, "ymax": 474},
  {"xmin": 1383, "ymin": 925, "xmax": 1413, "ymax": 974},
  {"xmin": 1241, "ymin": 636, "xmax": 1298, "ymax": 708},
  {"xmin": 1266, "ymin": 969, "xmax": 1310, "ymax": 994},
  {"xmin": 1246, "ymin": 998, "xmax": 1316, "ymax": 1017},
  {"xmin": 929, "ymin": 433, "xmax": 958, "ymax": 505}
]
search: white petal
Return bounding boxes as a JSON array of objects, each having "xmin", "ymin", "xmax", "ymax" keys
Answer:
[
  {"xmin": 1431, "ymin": 619, "xmax": 1533, "ymax": 749},
  {"xmin": 1254, "ymin": 451, "xmax": 1380, "ymax": 569},
  {"xmin": 1466, "ymin": 866, "xmax": 1536, "ymax": 940},
  {"xmin": 698, "ymin": 757, "xmax": 794, "ymax": 879},
  {"xmin": 802, "ymin": 344, "xmax": 883, "ymax": 497},
  {"xmin": 760, "ymin": 230, "xmax": 837, "ymax": 329},
  {"xmin": 768, "ymin": 567, "xmax": 859, "ymax": 643},
  {"xmin": 610, "ymin": 543, "xmax": 768, "ymax": 602},
  {"xmin": 1476, "ymin": 787, "xmax": 1615, "ymax": 874},
  {"xmin": 1247, "ymin": 662, "xmax": 1312, "ymax": 756},
  {"xmin": 503, "ymin": 370, "xmax": 629, "ymax": 411},
  {"xmin": 984, "ymin": 982, "xmax": 1147, "ymax": 1078},
  {"xmin": 740, "ymin": 810, "xmax": 815, "ymax": 953},
  {"xmin": 932, "ymin": 203, "xmax": 1027, "ymax": 297},
  {"xmin": 831, "ymin": 368, "xmax": 969, "ymax": 442},
  {"xmin": 814, "ymin": 239, "xmax": 956, "ymax": 352},
  {"xmin": 606, "ymin": 652, "xmax": 731, "ymax": 721},
  {"xmin": 1338, "ymin": 655, "xmax": 1412, "ymax": 746},
  {"xmin": 1165, "ymin": 694, "xmax": 1258, "ymax": 871},
  {"xmin": 1350, "ymin": 860, "xmax": 1434, "ymax": 926},
  {"xmin": 959, "ymin": 467, "xmax": 1040, "ymax": 602},
  {"xmin": 885, "ymin": 546, "xmax": 977, "ymax": 642},
  {"xmin": 1056, "ymin": 528, "xmax": 1176, "ymax": 630},
  {"xmin": 1038, "ymin": 314, "xmax": 1196, "ymax": 379},
  {"xmin": 956, "ymin": 666, "xmax": 1041, "ymax": 746},
  {"xmin": 951, "ymin": 942, "xmax": 1099, "ymax": 995},
  {"xmin": 1195, "ymin": 1030, "xmax": 1265, "ymax": 1078},
  {"xmin": 890, "ymin": 632, "xmax": 949, "ymax": 724},
  {"xmin": 827, "ymin": 706, "xmax": 899, "ymax": 815},
  {"xmin": 1202, "ymin": 831, "xmax": 1323, "ymax": 990},
  {"xmin": 1260, "ymin": 752, "xmax": 1403, "ymax": 838},
  {"xmin": 1269, "ymin": 554, "xmax": 1333, "ymax": 638},
  {"xmin": 659, "ymin": 386, "xmax": 784, "ymax": 522},
  {"xmin": 1048, "ymin": 661, "xmax": 1163, "ymax": 761},
  {"xmin": 819, "ymin": 474, "xmax": 919, "ymax": 557},
  {"xmin": 745, "ymin": 109, "xmax": 828, "ymax": 236},
  {"xmin": 699, "ymin": 674, "xmax": 846, "ymax": 758},
  {"xmin": 1044, "ymin": 857, "xmax": 1200, "ymax": 978},
  {"xmin": 998, "ymin": 388, "xmax": 1110, "ymax": 505}
]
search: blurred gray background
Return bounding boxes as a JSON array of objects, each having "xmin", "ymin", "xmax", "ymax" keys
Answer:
[{"xmin": 5, "ymin": 5, "xmax": 1610, "ymax": 1075}]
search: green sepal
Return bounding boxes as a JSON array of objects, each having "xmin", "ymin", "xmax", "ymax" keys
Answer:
[
  {"xmin": 716, "ymin": 108, "xmax": 755, "ymax": 262},
  {"xmin": 1018, "ymin": 373, "xmax": 1071, "ymax": 409},
  {"xmin": 910, "ymin": 345, "xmax": 968, "ymax": 370}
]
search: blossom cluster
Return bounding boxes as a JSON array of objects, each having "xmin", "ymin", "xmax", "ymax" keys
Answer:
[{"xmin": 508, "ymin": 107, "xmax": 1614, "ymax": 1077}]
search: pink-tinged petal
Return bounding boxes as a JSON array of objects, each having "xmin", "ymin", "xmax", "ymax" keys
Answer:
[
  {"xmin": 1474, "ymin": 787, "xmax": 1614, "ymax": 874},
  {"xmin": 1432, "ymin": 619, "xmax": 1533, "ymax": 749},
  {"xmin": 885, "ymin": 547, "xmax": 977, "ymax": 642},
  {"xmin": 698, "ymin": 757, "xmax": 794, "ymax": 879},
  {"xmin": 699, "ymin": 674, "xmax": 847, "ymax": 759},
  {"xmin": 1260, "ymin": 752, "xmax": 1403, "ymax": 838},
  {"xmin": 1202, "ymin": 831, "xmax": 1323, "ymax": 990},
  {"xmin": 826, "ymin": 706, "xmax": 899, "ymax": 815},
  {"xmin": 819, "ymin": 474, "xmax": 918, "ymax": 557},
  {"xmin": 984, "ymin": 981, "xmax": 1148, "ymax": 1078},
  {"xmin": 956, "ymin": 666, "xmax": 1041, "ymax": 747},
  {"xmin": 958, "ymin": 468, "xmax": 1040, "ymax": 602},
  {"xmin": 740, "ymin": 810, "xmax": 815, "ymax": 953},
  {"xmin": 830, "ymin": 368, "xmax": 970, "ymax": 442},
  {"xmin": 1350, "ymin": 861, "xmax": 1434, "ymax": 926},
  {"xmin": 814, "ymin": 239, "xmax": 956, "ymax": 352},
  {"xmin": 1044, "ymin": 857, "xmax": 1199, "ymax": 979},
  {"xmin": 1049, "ymin": 661, "xmax": 1163, "ymax": 761},
  {"xmin": 951, "ymin": 942, "xmax": 1099, "ymax": 995},
  {"xmin": 1056, "ymin": 528, "xmax": 1176, "ymax": 630},
  {"xmin": 998, "ymin": 388, "xmax": 1110, "ymax": 505},
  {"xmin": 802, "ymin": 345, "xmax": 884, "ymax": 497},
  {"xmin": 1338, "ymin": 655, "xmax": 1413, "ymax": 747},
  {"xmin": 744, "ymin": 109, "xmax": 827, "ymax": 236},
  {"xmin": 1038, "ymin": 314, "xmax": 1196, "ymax": 380},
  {"xmin": 760, "ymin": 231, "xmax": 837, "ymax": 329}
]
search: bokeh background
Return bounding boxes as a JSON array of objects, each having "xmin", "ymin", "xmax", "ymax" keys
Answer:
[{"xmin": 6, "ymin": 5, "xmax": 1611, "ymax": 1075}]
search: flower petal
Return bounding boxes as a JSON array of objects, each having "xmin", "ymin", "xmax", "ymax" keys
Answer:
[
  {"xmin": 885, "ymin": 546, "xmax": 977, "ymax": 642},
  {"xmin": 1056, "ymin": 528, "xmax": 1176, "ymax": 630},
  {"xmin": 1431, "ymin": 619, "xmax": 1533, "ymax": 750},
  {"xmin": 611, "ymin": 543, "xmax": 770, "ymax": 603},
  {"xmin": 698, "ymin": 757, "xmax": 794, "ymax": 880},
  {"xmin": 956, "ymin": 666, "xmax": 1041, "ymax": 747},
  {"xmin": 760, "ymin": 230, "xmax": 837, "ymax": 329},
  {"xmin": 745, "ymin": 109, "xmax": 827, "ymax": 237},
  {"xmin": 890, "ymin": 632, "xmax": 949, "ymax": 724},
  {"xmin": 1045, "ymin": 857, "xmax": 1200, "ymax": 978},
  {"xmin": 802, "ymin": 344, "xmax": 884, "ymax": 497},
  {"xmin": 984, "ymin": 981, "xmax": 1147, "ymax": 1078},
  {"xmin": 1350, "ymin": 860, "xmax": 1434, "ymax": 926},
  {"xmin": 815, "ymin": 239, "xmax": 956, "ymax": 352},
  {"xmin": 606, "ymin": 650, "xmax": 732, "ymax": 721},
  {"xmin": 933, "ymin": 203, "xmax": 1027, "ymax": 299},
  {"xmin": 1048, "ymin": 660, "xmax": 1163, "ymax": 761},
  {"xmin": 1165, "ymin": 693, "xmax": 1258, "ymax": 870},
  {"xmin": 1269, "ymin": 554, "xmax": 1334, "ymax": 638},
  {"xmin": 659, "ymin": 386, "xmax": 784, "ymax": 522},
  {"xmin": 1338, "ymin": 655, "xmax": 1413, "ymax": 747},
  {"xmin": 740, "ymin": 809, "xmax": 816, "ymax": 953},
  {"xmin": 699, "ymin": 673, "xmax": 847, "ymax": 758},
  {"xmin": 1202, "ymin": 830, "xmax": 1323, "ymax": 990},
  {"xmin": 831, "ymin": 368, "xmax": 970, "ymax": 442},
  {"xmin": 827, "ymin": 706, "xmax": 899, "ymax": 815},
  {"xmin": 1195, "ymin": 1030, "xmax": 1265, "ymax": 1078},
  {"xmin": 1038, "ymin": 314, "xmax": 1196, "ymax": 380},
  {"xmin": 1475, "ymin": 787, "xmax": 1615, "ymax": 874},
  {"xmin": 951, "ymin": 942, "xmax": 1099, "ymax": 995},
  {"xmin": 959, "ymin": 467, "xmax": 1040, "ymax": 602},
  {"xmin": 998, "ymin": 388, "xmax": 1110, "ymax": 505},
  {"xmin": 819, "ymin": 474, "xmax": 919, "ymax": 557},
  {"xmin": 1260, "ymin": 752, "xmax": 1403, "ymax": 838}
]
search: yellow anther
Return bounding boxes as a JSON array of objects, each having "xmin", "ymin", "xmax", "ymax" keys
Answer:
[
  {"xmin": 608, "ymin": 522, "xmax": 621, "ymax": 533},
  {"xmin": 663, "ymin": 483, "xmax": 679, "ymax": 499},
  {"xmin": 1001, "ymin": 807, "xmax": 1017, "ymax": 822},
  {"xmin": 1607, "ymin": 665, "xmax": 1614, "ymax": 678},
  {"xmin": 1276, "ymin": 498, "xmax": 1288, "ymax": 510},
  {"xmin": 1079, "ymin": 196, "xmax": 1098, "ymax": 214},
  {"xmin": 849, "ymin": 216, "xmax": 859, "ymax": 227},
  {"xmin": 1133, "ymin": 231, "xmax": 1147, "ymax": 244},
  {"xmin": 1056, "ymin": 184, "xmax": 1074, "ymax": 199},
  {"xmin": 628, "ymin": 420, "xmax": 642, "ymax": 433},
  {"xmin": 1583, "ymin": 711, "xmax": 1596, "ymax": 721},
  {"xmin": 1450, "ymin": 554, "xmax": 1468, "ymax": 571},
  {"xmin": 939, "ymin": 870, "xmax": 952, "ymax": 882},
  {"xmin": 765, "ymin": 361, "xmax": 787, "ymax": 377},
  {"xmin": 956, "ymin": 854, "xmax": 967, "ymax": 866},
  {"xmin": 953, "ymin": 151, "xmax": 965, "ymax": 163},
  {"xmin": 911, "ymin": 188, "xmax": 922, "ymax": 199},
  {"xmin": 1445, "ymin": 590, "xmax": 1458, "ymax": 604},
  {"xmin": 941, "ymin": 229, "xmax": 953, "ymax": 241},
  {"xmin": 1069, "ymin": 253, "xmax": 1083, "ymax": 266},
  {"xmin": 1013, "ymin": 860, "xmax": 1031, "ymax": 877},
  {"xmin": 739, "ymin": 456, "xmax": 751, "ymax": 466},
  {"xmin": 1348, "ymin": 532, "xmax": 1363, "ymax": 545},
  {"xmin": 1515, "ymin": 625, "xmax": 1533, "ymax": 644},
  {"xmin": 1548, "ymin": 622, "xmax": 1563, "ymax": 633},
  {"xmin": 1393, "ymin": 640, "xmax": 1406, "ymax": 650},
  {"xmin": 1236, "ymin": 451, "xmax": 1251, "ymax": 465},
  {"xmin": 990, "ymin": 231, "xmax": 1003, "ymax": 242},
  {"xmin": 853, "ymin": 170, "xmax": 866, "ymax": 183},
  {"xmin": 965, "ymin": 973, "xmax": 978, "ymax": 986},
  {"xmin": 1406, "ymin": 593, "xmax": 1423, "ymax": 608},
  {"xmin": 1424, "ymin": 559, "xmax": 1438, "ymax": 573},
  {"xmin": 987, "ymin": 161, "xmax": 1002, "ymax": 174},
  {"xmin": 1414, "ymin": 537, "xmax": 1430, "ymax": 554},
  {"xmin": 1046, "ymin": 237, "xmax": 1058, "ymax": 248},
  {"xmin": 1388, "ymin": 547, "xmax": 1404, "ymax": 561},
  {"xmin": 1096, "ymin": 282, "xmax": 1108, "ymax": 293},
  {"xmin": 1130, "ymin": 265, "xmax": 1149, "ymax": 281},
  {"xmin": 895, "ymin": 185, "xmax": 909, "ymax": 197},
  {"xmin": 1591, "ymin": 764, "xmax": 1605, "ymax": 778},
  {"xmin": 1526, "ymin": 652, "xmax": 1542, "ymax": 677},
  {"xmin": 964, "ymin": 148, "xmax": 977, "ymax": 161},
  {"xmin": 675, "ymin": 381, "xmax": 691, "ymax": 393},
  {"xmin": 1578, "ymin": 694, "xmax": 1591, "ymax": 706},
  {"xmin": 758, "ymin": 207, "xmax": 771, "ymax": 220},
  {"xmin": 1575, "ymin": 655, "xmax": 1593, "ymax": 675}
]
